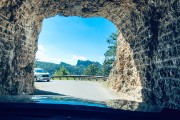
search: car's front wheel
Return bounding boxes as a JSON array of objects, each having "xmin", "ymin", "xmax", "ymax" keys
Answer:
[{"xmin": 47, "ymin": 79, "xmax": 50, "ymax": 82}]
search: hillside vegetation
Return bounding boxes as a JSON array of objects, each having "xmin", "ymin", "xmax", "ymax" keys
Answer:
[
  {"xmin": 35, "ymin": 33, "xmax": 117, "ymax": 76},
  {"xmin": 35, "ymin": 60, "xmax": 102, "ymax": 76}
]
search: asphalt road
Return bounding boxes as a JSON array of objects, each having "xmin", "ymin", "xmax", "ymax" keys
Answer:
[{"xmin": 35, "ymin": 80, "xmax": 119, "ymax": 101}]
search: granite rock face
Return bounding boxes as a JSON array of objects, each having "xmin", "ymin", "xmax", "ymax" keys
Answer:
[{"xmin": 0, "ymin": 0, "xmax": 179, "ymax": 109}]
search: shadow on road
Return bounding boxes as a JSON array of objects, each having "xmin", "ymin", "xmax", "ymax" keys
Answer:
[
  {"xmin": 35, "ymin": 81, "xmax": 53, "ymax": 82},
  {"xmin": 31, "ymin": 89, "xmax": 66, "ymax": 96}
]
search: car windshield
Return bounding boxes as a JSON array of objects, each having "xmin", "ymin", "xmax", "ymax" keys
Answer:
[{"xmin": 35, "ymin": 70, "xmax": 47, "ymax": 73}]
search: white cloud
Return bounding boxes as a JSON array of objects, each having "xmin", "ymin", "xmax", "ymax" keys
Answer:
[
  {"xmin": 36, "ymin": 45, "xmax": 88, "ymax": 65},
  {"xmin": 38, "ymin": 44, "xmax": 45, "ymax": 52},
  {"xmin": 99, "ymin": 56, "xmax": 105, "ymax": 59},
  {"xmin": 36, "ymin": 45, "xmax": 62, "ymax": 64},
  {"xmin": 36, "ymin": 45, "xmax": 45, "ymax": 60},
  {"xmin": 72, "ymin": 55, "xmax": 87, "ymax": 60}
]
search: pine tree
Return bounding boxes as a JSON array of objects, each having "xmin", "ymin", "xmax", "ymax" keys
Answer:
[
  {"xmin": 54, "ymin": 66, "xmax": 69, "ymax": 76},
  {"xmin": 83, "ymin": 64, "xmax": 101, "ymax": 76},
  {"xmin": 103, "ymin": 33, "xmax": 117, "ymax": 76}
]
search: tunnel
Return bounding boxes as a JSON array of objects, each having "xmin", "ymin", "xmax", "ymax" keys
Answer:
[{"xmin": 0, "ymin": 0, "xmax": 179, "ymax": 109}]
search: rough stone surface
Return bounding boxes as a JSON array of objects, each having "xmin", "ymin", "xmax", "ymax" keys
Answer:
[
  {"xmin": 106, "ymin": 99, "xmax": 163, "ymax": 112},
  {"xmin": 0, "ymin": 0, "xmax": 179, "ymax": 110}
]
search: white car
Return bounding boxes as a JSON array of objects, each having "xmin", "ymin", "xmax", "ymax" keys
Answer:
[{"xmin": 34, "ymin": 68, "xmax": 51, "ymax": 82}]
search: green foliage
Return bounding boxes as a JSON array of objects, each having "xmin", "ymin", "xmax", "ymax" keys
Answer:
[
  {"xmin": 60, "ymin": 62, "xmax": 84, "ymax": 75},
  {"xmin": 77, "ymin": 60, "xmax": 101, "ymax": 68},
  {"xmin": 54, "ymin": 66, "xmax": 69, "ymax": 76},
  {"xmin": 102, "ymin": 58, "xmax": 114, "ymax": 76},
  {"xmin": 35, "ymin": 61, "xmax": 60, "ymax": 75},
  {"xmin": 35, "ymin": 60, "xmax": 103, "ymax": 76},
  {"xmin": 35, "ymin": 33, "xmax": 117, "ymax": 77},
  {"xmin": 104, "ymin": 33, "xmax": 117, "ymax": 59},
  {"xmin": 103, "ymin": 33, "xmax": 117, "ymax": 76},
  {"xmin": 83, "ymin": 63, "xmax": 102, "ymax": 76}
]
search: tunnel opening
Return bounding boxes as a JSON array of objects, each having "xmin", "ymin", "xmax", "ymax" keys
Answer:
[
  {"xmin": 35, "ymin": 15, "xmax": 117, "ymax": 76},
  {"xmin": 33, "ymin": 15, "xmax": 120, "ymax": 102}
]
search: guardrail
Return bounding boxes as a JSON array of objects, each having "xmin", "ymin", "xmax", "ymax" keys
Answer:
[{"xmin": 51, "ymin": 75, "xmax": 108, "ymax": 81}]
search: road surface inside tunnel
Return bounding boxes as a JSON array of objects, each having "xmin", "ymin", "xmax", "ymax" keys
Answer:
[{"xmin": 34, "ymin": 80, "xmax": 119, "ymax": 101}]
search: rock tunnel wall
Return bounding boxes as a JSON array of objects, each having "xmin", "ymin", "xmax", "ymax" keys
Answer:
[
  {"xmin": 108, "ymin": 0, "xmax": 180, "ymax": 109},
  {"xmin": 0, "ymin": 0, "xmax": 179, "ymax": 109}
]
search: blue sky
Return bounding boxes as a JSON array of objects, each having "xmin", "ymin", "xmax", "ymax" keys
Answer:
[{"xmin": 36, "ymin": 15, "xmax": 117, "ymax": 65}]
